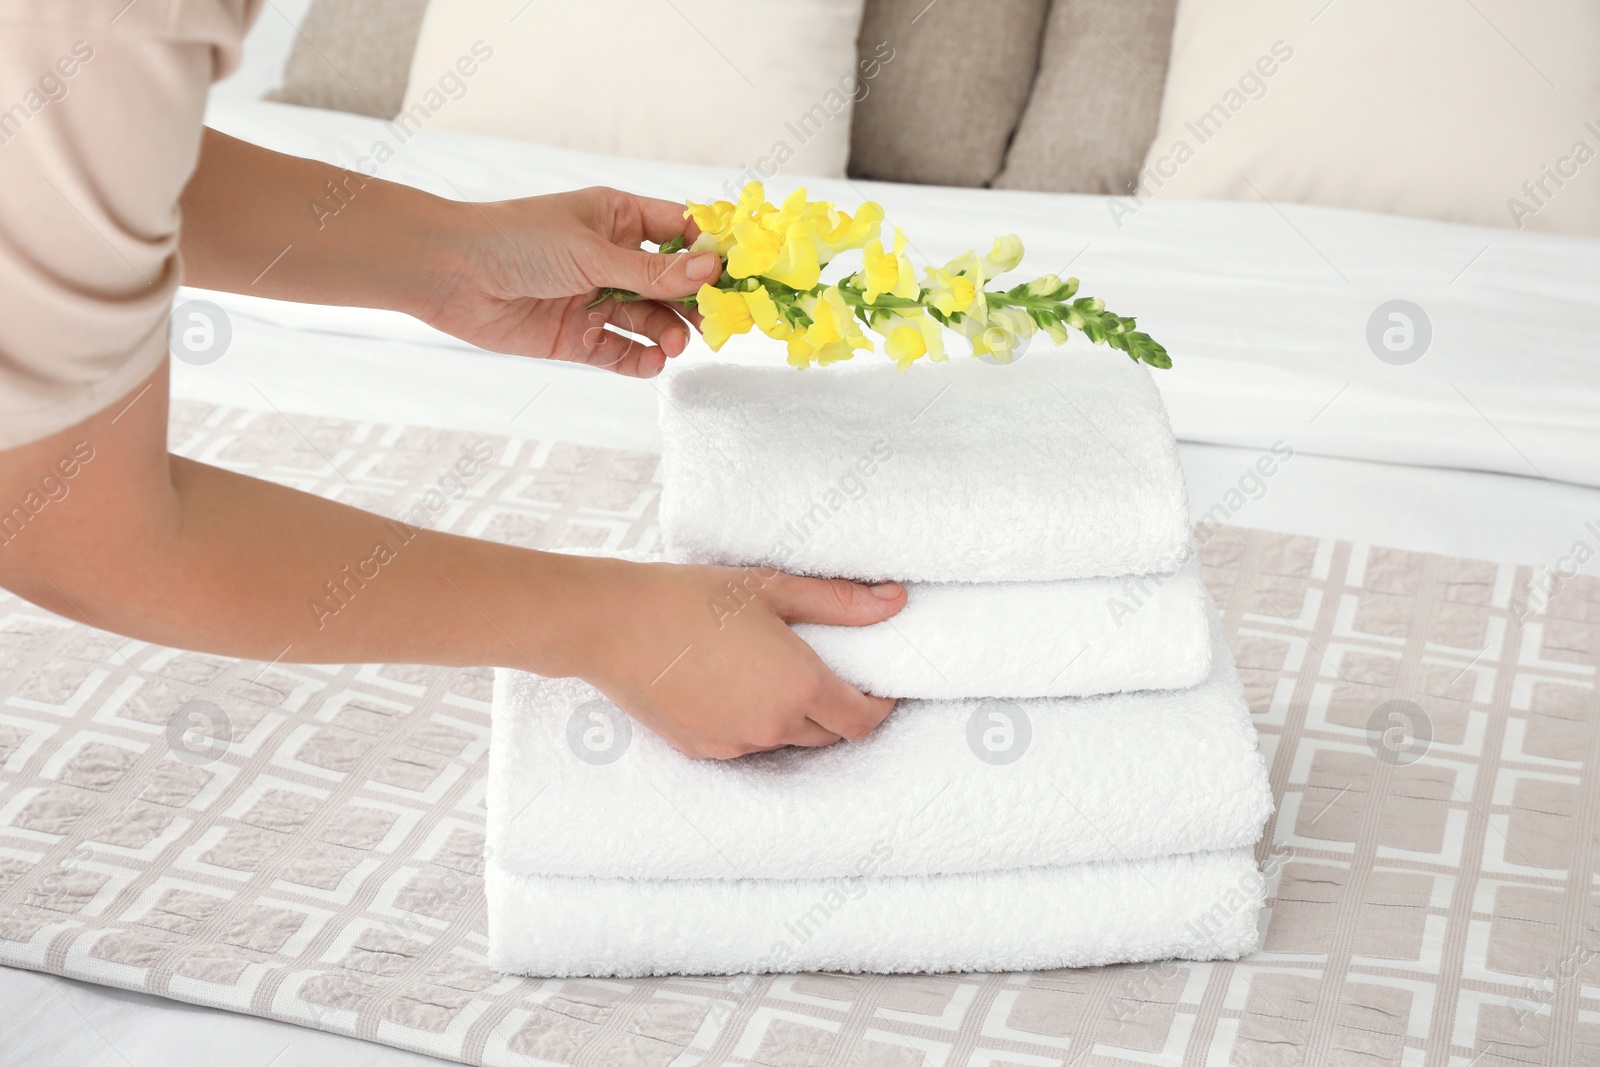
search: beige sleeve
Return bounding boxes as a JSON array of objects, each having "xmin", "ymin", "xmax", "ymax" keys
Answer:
[{"xmin": 0, "ymin": 19, "xmax": 216, "ymax": 449}]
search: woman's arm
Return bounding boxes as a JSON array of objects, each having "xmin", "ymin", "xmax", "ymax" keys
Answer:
[
  {"xmin": 178, "ymin": 129, "xmax": 720, "ymax": 378},
  {"xmin": 0, "ymin": 364, "xmax": 904, "ymax": 760},
  {"xmin": 0, "ymin": 129, "xmax": 907, "ymax": 760}
]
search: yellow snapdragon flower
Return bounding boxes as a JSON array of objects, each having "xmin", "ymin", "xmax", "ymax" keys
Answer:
[
  {"xmin": 696, "ymin": 285, "xmax": 755, "ymax": 350},
  {"xmin": 702, "ymin": 183, "xmax": 884, "ymax": 293},
  {"xmin": 859, "ymin": 228, "xmax": 919, "ymax": 305},
  {"xmin": 816, "ymin": 201, "xmax": 884, "ymax": 262},
  {"xmin": 981, "ymin": 234, "xmax": 1025, "ymax": 277},
  {"xmin": 723, "ymin": 187, "xmax": 826, "ymax": 289},
  {"xmin": 684, "ymin": 199, "xmax": 736, "ymax": 252},
  {"xmin": 922, "ymin": 265, "xmax": 978, "ymax": 318},
  {"xmin": 634, "ymin": 187, "xmax": 1172, "ymax": 370},
  {"xmin": 696, "ymin": 283, "xmax": 800, "ymax": 350},
  {"xmin": 878, "ymin": 307, "xmax": 947, "ymax": 369},
  {"xmin": 786, "ymin": 287, "xmax": 872, "ymax": 368},
  {"xmin": 961, "ymin": 306, "xmax": 1036, "ymax": 363},
  {"xmin": 685, "ymin": 182, "xmax": 769, "ymax": 257},
  {"xmin": 743, "ymin": 285, "xmax": 792, "ymax": 341}
]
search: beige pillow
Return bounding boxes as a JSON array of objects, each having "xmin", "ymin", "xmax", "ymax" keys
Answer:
[
  {"xmin": 268, "ymin": 0, "xmax": 430, "ymax": 118},
  {"xmin": 1136, "ymin": 0, "xmax": 1600, "ymax": 236},
  {"xmin": 402, "ymin": 0, "xmax": 867, "ymax": 177},
  {"xmin": 993, "ymin": 0, "xmax": 1177, "ymax": 195},
  {"xmin": 847, "ymin": 0, "xmax": 1049, "ymax": 188}
]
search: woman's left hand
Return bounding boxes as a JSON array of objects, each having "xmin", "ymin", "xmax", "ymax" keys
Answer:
[{"xmin": 416, "ymin": 186, "xmax": 720, "ymax": 378}]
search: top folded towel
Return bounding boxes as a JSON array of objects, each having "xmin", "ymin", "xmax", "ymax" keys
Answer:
[{"xmin": 659, "ymin": 349, "xmax": 1191, "ymax": 583}]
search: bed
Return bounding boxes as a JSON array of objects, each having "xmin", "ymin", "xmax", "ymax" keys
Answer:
[{"xmin": 4, "ymin": 57, "xmax": 1600, "ymax": 1067}]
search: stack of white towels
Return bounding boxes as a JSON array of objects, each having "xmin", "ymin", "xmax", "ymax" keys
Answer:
[{"xmin": 487, "ymin": 350, "xmax": 1274, "ymax": 978}]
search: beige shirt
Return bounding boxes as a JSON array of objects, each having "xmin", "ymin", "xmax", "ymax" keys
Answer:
[{"xmin": 0, "ymin": 0, "xmax": 260, "ymax": 449}]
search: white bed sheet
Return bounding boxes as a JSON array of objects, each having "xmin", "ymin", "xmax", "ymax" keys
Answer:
[
  {"xmin": 193, "ymin": 98, "xmax": 1600, "ymax": 489},
  {"xmin": 167, "ymin": 290, "xmax": 1600, "ymax": 578},
  {"xmin": 9, "ymin": 98, "xmax": 1600, "ymax": 1067}
]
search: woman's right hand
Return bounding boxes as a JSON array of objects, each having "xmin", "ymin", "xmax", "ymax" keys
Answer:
[{"xmin": 549, "ymin": 556, "xmax": 906, "ymax": 760}]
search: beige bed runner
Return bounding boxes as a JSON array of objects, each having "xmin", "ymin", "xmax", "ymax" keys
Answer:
[{"xmin": 0, "ymin": 400, "xmax": 1593, "ymax": 1066}]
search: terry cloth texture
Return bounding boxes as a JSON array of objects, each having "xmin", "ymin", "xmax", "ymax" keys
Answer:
[
  {"xmin": 486, "ymin": 847, "xmax": 1263, "ymax": 978},
  {"xmin": 795, "ymin": 557, "xmax": 1213, "ymax": 698},
  {"xmin": 658, "ymin": 349, "xmax": 1192, "ymax": 583},
  {"xmin": 487, "ymin": 607, "xmax": 1270, "ymax": 882}
]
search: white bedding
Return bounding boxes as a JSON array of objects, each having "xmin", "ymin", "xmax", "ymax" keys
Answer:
[
  {"xmin": 167, "ymin": 98, "xmax": 1600, "ymax": 573},
  {"xmin": 11, "ymin": 95, "xmax": 1600, "ymax": 1065},
  {"xmin": 192, "ymin": 99, "xmax": 1600, "ymax": 490}
]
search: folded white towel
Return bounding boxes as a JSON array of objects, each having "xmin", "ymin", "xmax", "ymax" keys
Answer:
[
  {"xmin": 552, "ymin": 548, "xmax": 1211, "ymax": 700},
  {"xmin": 799, "ymin": 559, "xmax": 1212, "ymax": 699},
  {"xmin": 486, "ymin": 848, "xmax": 1263, "ymax": 978},
  {"xmin": 658, "ymin": 349, "xmax": 1192, "ymax": 583},
  {"xmin": 488, "ymin": 608, "xmax": 1271, "ymax": 881}
]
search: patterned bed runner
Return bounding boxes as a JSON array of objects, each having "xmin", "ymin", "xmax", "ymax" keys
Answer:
[{"xmin": 0, "ymin": 401, "xmax": 1595, "ymax": 1066}]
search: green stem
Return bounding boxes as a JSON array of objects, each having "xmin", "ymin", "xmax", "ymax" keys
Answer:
[
  {"xmin": 586, "ymin": 263, "xmax": 1171, "ymax": 369},
  {"xmin": 585, "ymin": 289, "xmax": 698, "ymax": 310}
]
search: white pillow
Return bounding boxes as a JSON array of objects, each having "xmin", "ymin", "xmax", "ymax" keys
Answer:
[
  {"xmin": 401, "ymin": 0, "xmax": 867, "ymax": 177},
  {"xmin": 1134, "ymin": 0, "xmax": 1600, "ymax": 237}
]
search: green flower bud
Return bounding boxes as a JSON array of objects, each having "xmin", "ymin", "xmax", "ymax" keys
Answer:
[{"xmin": 1025, "ymin": 274, "xmax": 1063, "ymax": 299}]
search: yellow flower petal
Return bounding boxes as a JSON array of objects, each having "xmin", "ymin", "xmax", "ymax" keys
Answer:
[
  {"xmin": 764, "ymin": 236, "xmax": 822, "ymax": 290},
  {"xmin": 860, "ymin": 239, "xmax": 899, "ymax": 304},
  {"xmin": 981, "ymin": 234, "xmax": 1024, "ymax": 276},
  {"xmin": 800, "ymin": 287, "xmax": 873, "ymax": 365},
  {"xmin": 684, "ymin": 199, "xmax": 734, "ymax": 237},
  {"xmin": 742, "ymin": 286, "xmax": 791, "ymax": 340},
  {"xmin": 696, "ymin": 284, "xmax": 755, "ymax": 351},
  {"xmin": 884, "ymin": 325, "xmax": 926, "ymax": 368},
  {"xmin": 786, "ymin": 334, "xmax": 816, "ymax": 368},
  {"xmin": 923, "ymin": 267, "xmax": 978, "ymax": 317},
  {"xmin": 727, "ymin": 219, "xmax": 783, "ymax": 279}
]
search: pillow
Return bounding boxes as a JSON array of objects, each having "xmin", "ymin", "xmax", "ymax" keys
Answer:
[
  {"xmin": 211, "ymin": 0, "xmax": 314, "ymax": 104},
  {"xmin": 402, "ymin": 0, "xmax": 868, "ymax": 177},
  {"xmin": 1136, "ymin": 0, "xmax": 1600, "ymax": 237},
  {"xmin": 267, "ymin": 0, "xmax": 430, "ymax": 117},
  {"xmin": 847, "ymin": 0, "xmax": 1049, "ymax": 188},
  {"xmin": 993, "ymin": 0, "xmax": 1178, "ymax": 196}
]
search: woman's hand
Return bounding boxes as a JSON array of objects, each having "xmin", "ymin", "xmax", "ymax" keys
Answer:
[
  {"xmin": 416, "ymin": 186, "xmax": 720, "ymax": 379},
  {"xmin": 545, "ymin": 555, "xmax": 908, "ymax": 760},
  {"xmin": 180, "ymin": 136, "xmax": 713, "ymax": 378}
]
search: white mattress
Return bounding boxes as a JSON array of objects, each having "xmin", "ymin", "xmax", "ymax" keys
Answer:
[{"xmin": 9, "ymin": 93, "xmax": 1600, "ymax": 1066}]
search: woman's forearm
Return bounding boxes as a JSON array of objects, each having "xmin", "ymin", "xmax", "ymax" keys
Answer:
[
  {"xmin": 0, "ymin": 366, "xmax": 902, "ymax": 760},
  {"xmin": 144, "ymin": 456, "xmax": 590, "ymax": 669},
  {"xmin": 178, "ymin": 128, "xmax": 463, "ymax": 315},
  {"xmin": 1, "ymin": 397, "xmax": 586, "ymax": 671}
]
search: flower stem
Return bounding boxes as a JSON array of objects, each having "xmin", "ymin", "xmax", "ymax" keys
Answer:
[{"xmin": 586, "ymin": 263, "xmax": 1170, "ymax": 369}]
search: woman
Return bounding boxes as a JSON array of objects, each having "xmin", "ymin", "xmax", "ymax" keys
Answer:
[{"xmin": 0, "ymin": 1, "xmax": 904, "ymax": 760}]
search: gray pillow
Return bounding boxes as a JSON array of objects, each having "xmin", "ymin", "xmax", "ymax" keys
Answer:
[
  {"xmin": 848, "ymin": 0, "xmax": 1049, "ymax": 188},
  {"xmin": 993, "ymin": 0, "xmax": 1178, "ymax": 196},
  {"xmin": 267, "ymin": 0, "xmax": 431, "ymax": 118}
]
